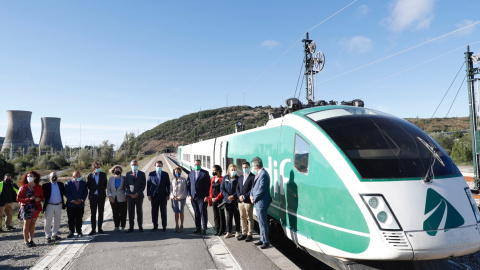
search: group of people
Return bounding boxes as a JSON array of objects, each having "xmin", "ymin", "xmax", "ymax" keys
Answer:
[
  {"xmin": 188, "ymin": 157, "xmax": 272, "ymax": 249},
  {"xmin": 0, "ymin": 156, "xmax": 271, "ymax": 250}
]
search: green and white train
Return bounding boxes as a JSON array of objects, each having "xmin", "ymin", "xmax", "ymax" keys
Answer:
[{"xmin": 177, "ymin": 105, "xmax": 480, "ymax": 263}]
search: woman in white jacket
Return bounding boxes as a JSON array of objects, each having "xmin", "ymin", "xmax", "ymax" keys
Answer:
[
  {"xmin": 107, "ymin": 165, "xmax": 127, "ymax": 232},
  {"xmin": 170, "ymin": 167, "xmax": 187, "ymax": 232}
]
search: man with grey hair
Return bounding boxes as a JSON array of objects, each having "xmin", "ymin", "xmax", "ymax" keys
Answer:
[
  {"xmin": 250, "ymin": 157, "xmax": 272, "ymax": 249},
  {"xmin": 42, "ymin": 172, "xmax": 66, "ymax": 242}
]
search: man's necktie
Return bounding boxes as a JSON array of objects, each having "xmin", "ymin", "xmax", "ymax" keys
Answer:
[
  {"xmin": 134, "ymin": 171, "xmax": 136, "ymax": 182},
  {"xmin": 75, "ymin": 181, "xmax": 79, "ymax": 191}
]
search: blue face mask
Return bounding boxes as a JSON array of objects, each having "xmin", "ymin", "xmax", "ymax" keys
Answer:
[
  {"xmin": 95, "ymin": 168, "xmax": 101, "ymax": 173},
  {"xmin": 175, "ymin": 173, "xmax": 181, "ymax": 177},
  {"xmin": 156, "ymin": 167, "xmax": 162, "ymax": 173},
  {"xmin": 76, "ymin": 177, "xmax": 83, "ymax": 182},
  {"xmin": 243, "ymin": 168, "xmax": 249, "ymax": 174},
  {"xmin": 132, "ymin": 165, "xmax": 138, "ymax": 171}
]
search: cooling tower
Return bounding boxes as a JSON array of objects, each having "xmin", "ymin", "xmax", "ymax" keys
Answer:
[
  {"xmin": 39, "ymin": 117, "xmax": 63, "ymax": 151},
  {"xmin": 1, "ymin": 110, "xmax": 34, "ymax": 152}
]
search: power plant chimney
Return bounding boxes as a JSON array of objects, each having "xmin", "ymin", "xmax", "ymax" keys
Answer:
[
  {"xmin": 39, "ymin": 117, "xmax": 63, "ymax": 151},
  {"xmin": 1, "ymin": 110, "xmax": 34, "ymax": 152}
]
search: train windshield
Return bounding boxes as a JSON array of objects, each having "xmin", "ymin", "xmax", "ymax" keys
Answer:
[{"xmin": 307, "ymin": 108, "xmax": 460, "ymax": 179}]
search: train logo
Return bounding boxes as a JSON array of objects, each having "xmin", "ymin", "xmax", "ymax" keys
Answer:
[
  {"xmin": 423, "ymin": 188, "xmax": 464, "ymax": 236},
  {"xmin": 264, "ymin": 156, "xmax": 291, "ymax": 196}
]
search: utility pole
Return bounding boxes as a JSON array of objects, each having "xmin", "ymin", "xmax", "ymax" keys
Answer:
[{"xmin": 465, "ymin": 46, "xmax": 480, "ymax": 190}]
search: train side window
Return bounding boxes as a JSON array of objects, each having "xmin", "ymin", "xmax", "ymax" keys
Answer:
[
  {"xmin": 236, "ymin": 158, "xmax": 246, "ymax": 175},
  {"xmin": 207, "ymin": 156, "xmax": 211, "ymax": 169},
  {"xmin": 294, "ymin": 134, "xmax": 309, "ymax": 174},
  {"xmin": 227, "ymin": 158, "xmax": 234, "ymax": 169}
]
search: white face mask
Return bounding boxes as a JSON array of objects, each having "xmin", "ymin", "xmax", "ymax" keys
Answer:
[
  {"xmin": 27, "ymin": 176, "xmax": 34, "ymax": 183},
  {"xmin": 230, "ymin": 171, "xmax": 237, "ymax": 177}
]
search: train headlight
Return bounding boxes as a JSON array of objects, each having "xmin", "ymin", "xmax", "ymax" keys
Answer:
[
  {"xmin": 361, "ymin": 194, "xmax": 402, "ymax": 231},
  {"xmin": 369, "ymin": 197, "xmax": 379, "ymax": 208}
]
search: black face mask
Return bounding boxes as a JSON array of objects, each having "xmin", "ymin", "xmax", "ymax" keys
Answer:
[
  {"xmin": 114, "ymin": 171, "xmax": 121, "ymax": 175},
  {"xmin": 5, "ymin": 179, "xmax": 12, "ymax": 183},
  {"xmin": 211, "ymin": 172, "xmax": 217, "ymax": 177}
]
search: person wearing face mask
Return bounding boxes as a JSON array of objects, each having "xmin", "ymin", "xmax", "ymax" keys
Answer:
[
  {"xmin": 17, "ymin": 171, "xmax": 44, "ymax": 247},
  {"xmin": 65, "ymin": 171, "xmax": 88, "ymax": 238},
  {"xmin": 170, "ymin": 167, "xmax": 187, "ymax": 232},
  {"xmin": 147, "ymin": 161, "xmax": 170, "ymax": 232},
  {"xmin": 125, "ymin": 159, "xmax": 146, "ymax": 233},
  {"xmin": 107, "ymin": 165, "xmax": 127, "ymax": 232},
  {"xmin": 208, "ymin": 165, "xmax": 225, "ymax": 236},
  {"xmin": 86, "ymin": 161, "xmax": 108, "ymax": 235},
  {"xmin": 250, "ymin": 157, "xmax": 272, "ymax": 249},
  {"xmin": 186, "ymin": 159, "xmax": 211, "ymax": 235},
  {"xmin": 220, "ymin": 164, "xmax": 240, "ymax": 239},
  {"xmin": 235, "ymin": 162, "xmax": 255, "ymax": 242},
  {"xmin": 42, "ymin": 172, "xmax": 66, "ymax": 243},
  {"xmin": 0, "ymin": 173, "xmax": 19, "ymax": 232}
]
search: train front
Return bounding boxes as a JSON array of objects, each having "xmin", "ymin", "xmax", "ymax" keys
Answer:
[{"xmin": 305, "ymin": 106, "xmax": 480, "ymax": 260}]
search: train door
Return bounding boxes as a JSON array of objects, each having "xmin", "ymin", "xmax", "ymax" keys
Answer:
[{"xmin": 219, "ymin": 140, "xmax": 228, "ymax": 171}]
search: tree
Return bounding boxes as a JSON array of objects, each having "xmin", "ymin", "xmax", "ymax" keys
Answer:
[
  {"xmin": 451, "ymin": 137, "xmax": 473, "ymax": 165},
  {"xmin": 99, "ymin": 140, "xmax": 115, "ymax": 165}
]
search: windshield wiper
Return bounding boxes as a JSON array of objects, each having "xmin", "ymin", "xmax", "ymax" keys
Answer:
[{"xmin": 417, "ymin": 137, "xmax": 445, "ymax": 167}]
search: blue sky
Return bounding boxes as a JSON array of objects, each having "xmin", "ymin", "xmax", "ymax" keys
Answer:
[{"xmin": 1, "ymin": 0, "xmax": 479, "ymax": 149}]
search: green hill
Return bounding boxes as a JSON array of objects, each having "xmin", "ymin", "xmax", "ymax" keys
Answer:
[{"xmin": 135, "ymin": 105, "xmax": 283, "ymax": 154}]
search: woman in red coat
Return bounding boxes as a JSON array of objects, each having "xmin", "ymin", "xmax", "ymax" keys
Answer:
[
  {"xmin": 17, "ymin": 170, "xmax": 44, "ymax": 248},
  {"xmin": 208, "ymin": 165, "xmax": 225, "ymax": 236}
]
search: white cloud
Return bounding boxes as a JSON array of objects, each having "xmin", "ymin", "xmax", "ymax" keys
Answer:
[
  {"xmin": 455, "ymin": 19, "xmax": 477, "ymax": 36},
  {"xmin": 384, "ymin": 0, "xmax": 435, "ymax": 32},
  {"xmin": 261, "ymin": 40, "xmax": 280, "ymax": 49},
  {"xmin": 356, "ymin": 4, "xmax": 369, "ymax": 17},
  {"xmin": 339, "ymin": 36, "xmax": 373, "ymax": 54}
]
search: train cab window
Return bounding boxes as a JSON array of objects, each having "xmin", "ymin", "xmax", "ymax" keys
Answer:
[
  {"xmin": 236, "ymin": 158, "xmax": 247, "ymax": 175},
  {"xmin": 311, "ymin": 109, "xmax": 460, "ymax": 179},
  {"xmin": 294, "ymin": 134, "xmax": 309, "ymax": 174}
]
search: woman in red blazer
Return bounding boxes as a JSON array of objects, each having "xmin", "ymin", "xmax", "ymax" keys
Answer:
[
  {"xmin": 208, "ymin": 165, "xmax": 225, "ymax": 236},
  {"xmin": 17, "ymin": 170, "xmax": 44, "ymax": 248}
]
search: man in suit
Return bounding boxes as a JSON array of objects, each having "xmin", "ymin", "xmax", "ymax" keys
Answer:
[
  {"xmin": 86, "ymin": 161, "xmax": 108, "ymax": 235},
  {"xmin": 250, "ymin": 157, "xmax": 272, "ymax": 249},
  {"xmin": 65, "ymin": 171, "xmax": 88, "ymax": 238},
  {"xmin": 236, "ymin": 161, "xmax": 255, "ymax": 242},
  {"xmin": 42, "ymin": 172, "xmax": 66, "ymax": 242},
  {"xmin": 125, "ymin": 159, "xmax": 146, "ymax": 233},
  {"xmin": 147, "ymin": 161, "xmax": 171, "ymax": 232},
  {"xmin": 187, "ymin": 159, "xmax": 211, "ymax": 234}
]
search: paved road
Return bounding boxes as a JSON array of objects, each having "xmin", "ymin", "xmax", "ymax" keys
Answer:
[{"xmin": 32, "ymin": 155, "xmax": 300, "ymax": 270}]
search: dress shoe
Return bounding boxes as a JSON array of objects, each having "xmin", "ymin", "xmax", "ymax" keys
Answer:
[
  {"xmin": 113, "ymin": 227, "xmax": 119, "ymax": 232},
  {"xmin": 237, "ymin": 234, "xmax": 247, "ymax": 241},
  {"xmin": 98, "ymin": 229, "xmax": 104, "ymax": 233},
  {"xmin": 139, "ymin": 228, "xmax": 145, "ymax": 232},
  {"xmin": 88, "ymin": 231, "xmax": 96, "ymax": 236},
  {"xmin": 127, "ymin": 228, "xmax": 134, "ymax": 233},
  {"xmin": 29, "ymin": 241, "xmax": 37, "ymax": 247},
  {"xmin": 260, "ymin": 243, "xmax": 270, "ymax": 249},
  {"xmin": 202, "ymin": 229, "xmax": 207, "ymax": 235},
  {"xmin": 46, "ymin": 237, "xmax": 52, "ymax": 243},
  {"xmin": 6, "ymin": 225, "xmax": 15, "ymax": 230},
  {"xmin": 162, "ymin": 228, "xmax": 167, "ymax": 232},
  {"xmin": 67, "ymin": 232, "xmax": 74, "ymax": 238},
  {"xmin": 192, "ymin": 228, "xmax": 201, "ymax": 234},
  {"xmin": 245, "ymin": 235, "xmax": 253, "ymax": 242},
  {"xmin": 53, "ymin": 235, "xmax": 62, "ymax": 241},
  {"xmin": 151, "ymin": 228, "xmax": 158, "ymax": 232},
  {"xmin": 254, "ymin": 241, "xmax": 263, "ymax": 246}
]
